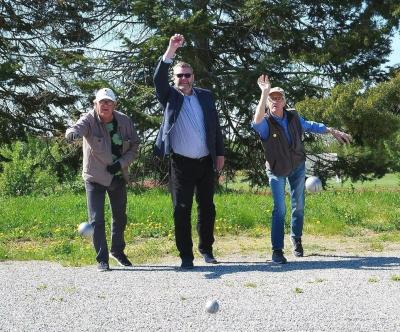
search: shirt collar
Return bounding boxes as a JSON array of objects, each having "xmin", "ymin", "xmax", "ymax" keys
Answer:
[{"xmin": 271, "ymin": 110, "xmax": 287, "ymax": 122}]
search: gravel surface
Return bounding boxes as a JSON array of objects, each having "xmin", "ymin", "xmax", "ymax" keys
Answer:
[{"xmin": 1, "ymin": 253, "xmax": 399, "ymax": 331}]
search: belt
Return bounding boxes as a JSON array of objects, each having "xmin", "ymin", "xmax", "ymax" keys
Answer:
[{"xmin": 171, "ymin": 153, "xmax": 210, "ymax": 162}]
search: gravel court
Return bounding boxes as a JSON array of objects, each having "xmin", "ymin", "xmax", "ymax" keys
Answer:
[{"xmin": 0, "ymin": 254, "xmax": 399, "ymax": 332}]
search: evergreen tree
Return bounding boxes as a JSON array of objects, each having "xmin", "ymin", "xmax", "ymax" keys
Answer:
[
  {"xmin": 0, "ymin": 1, "xmax": 99, "ymax": 142},
  {"xmin": 111, "ymin": 0, "xmax": 400, "ymax": 184}
]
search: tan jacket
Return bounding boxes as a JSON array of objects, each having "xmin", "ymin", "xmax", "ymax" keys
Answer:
[{"xmin": 66, "ymin": 109, "xmax": 140, "ymax": 186}]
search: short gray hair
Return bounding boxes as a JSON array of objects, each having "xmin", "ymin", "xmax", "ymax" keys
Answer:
[{"xmin": 173, "ymin": 61, "xmax": 193, "ymax": 73}]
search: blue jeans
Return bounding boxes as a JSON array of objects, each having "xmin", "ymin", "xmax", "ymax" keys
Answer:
[{"xmin": 267, "ymin": 162, "xmax": 305, "ymax": 250}]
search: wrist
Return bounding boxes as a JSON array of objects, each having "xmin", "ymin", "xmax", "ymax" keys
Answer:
[
  {"xmin": 261, "ymin": 90, "xmax": 269, "ymax": 99},
  {"xmin": 165, "ymin": 47, "xmax": 177, "ymax": 58}
]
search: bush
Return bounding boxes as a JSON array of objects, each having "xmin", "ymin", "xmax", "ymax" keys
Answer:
[{"xmin": 0, "ymin": 137, "xmax": 75, "ymax": 196}]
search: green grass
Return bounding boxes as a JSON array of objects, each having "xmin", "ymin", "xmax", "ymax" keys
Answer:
[
  {"xmin": 225, "ymin": 173, "xmax": 400, "ymax": 192},
  {"xmin": 327, "ymin": 173, "xmax": 400, "ymax": 190},
  {"xmin": 0, "ymin": 183, "xmax": 399, "ymax": 265}
]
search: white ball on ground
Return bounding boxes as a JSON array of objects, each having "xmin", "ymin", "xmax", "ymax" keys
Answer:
[
  {"xmin": 78, "ymin": 222, "xmax": 94, "ymax": 238},
  {"xmin": 205, "ymin": 300, "xmax": 219, "ymax": 313},
  {"xmin": 305, "ymin": 176, "xmax": 323, "ymax": 193}
]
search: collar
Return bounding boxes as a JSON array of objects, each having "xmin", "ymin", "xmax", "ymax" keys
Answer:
[
  {"xmin": 271, "ymin": 110, "xmax": 287, "ymax": 121},
  {"xmin": 175, "ymin": 86, "xmax": 196, "ymax": 97}
]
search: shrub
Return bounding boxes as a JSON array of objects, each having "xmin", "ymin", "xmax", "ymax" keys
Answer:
[{"xmin": 0, "ymin": 137, "xmax": 68, "ymax": 196}]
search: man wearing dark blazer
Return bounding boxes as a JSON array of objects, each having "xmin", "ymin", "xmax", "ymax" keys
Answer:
[{"xmin": 154, "ymin": 34, "xmax": 225, "ymax": 269}]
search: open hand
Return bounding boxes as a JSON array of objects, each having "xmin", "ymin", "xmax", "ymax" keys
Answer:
[
  {"xmin": 329, "ymin": 128, "xmax": 352, "ymax": 144},
  {"xmin": 257, "ymin": 74, "xmax": 271, "ymax": 93}
]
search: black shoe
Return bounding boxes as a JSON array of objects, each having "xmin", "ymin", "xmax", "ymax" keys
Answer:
[
  {"xmin": 180, "ymin": 258, "xmax": 194, "ymax": 270},
  {"xmin": 290, "ymin": 237, "xmax": 304, "ymax": 257},
  {"xmin": 109, "ymin": 252, "xmax": 132, "ymax": 266},
  {"xmin": 201, "ymin": 252, "xmax": 218, "ymax": 264},
  {"xmin": 272, "ymin": 250, "xmax": 287, "ymax": 264},
  {"xmin": 97, "ymin": 261, "xmax": 110, "ymax": 272}
]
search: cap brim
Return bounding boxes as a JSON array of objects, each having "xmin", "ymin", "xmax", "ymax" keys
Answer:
[{"xmin": 95, "ymin": 96, "xmax": 116, "ymax": 102}]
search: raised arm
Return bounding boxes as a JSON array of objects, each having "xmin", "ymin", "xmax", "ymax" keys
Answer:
[
  {"xmin": 253, "ymin": 74, "xmax": 271, "ymax": 124},
  {"xmin": 164, "ymin": 33, "xmax": 184, "ymax": 59},
  {"xmin": 154, "ymin": 34, "xmax": 185, "ymax": 105}
]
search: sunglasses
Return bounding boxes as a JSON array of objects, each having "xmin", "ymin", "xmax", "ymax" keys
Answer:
[{"xmin": 175, "ymin": 73, "xmax": 192, "ymax": 78}]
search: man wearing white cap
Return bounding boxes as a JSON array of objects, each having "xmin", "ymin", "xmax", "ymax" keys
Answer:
[
  {"xmin": 66, "ymin": 88, "xmax": 140, "ymax": 272},
  {"xmin": 252, "ymin": 75, "xmax": 351, "ymax": 264}
]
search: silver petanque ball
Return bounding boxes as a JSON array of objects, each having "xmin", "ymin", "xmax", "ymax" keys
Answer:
[
  {"xmin": 305, "ymin": 176, "xmax": 323, "ymax": 193},
  {"xmin": 78, "ymin": 222, "xmax": 94, "ymax": 238},
  {"xmin": 205, "ymin": 299, "xmax": 219, "ymax": 313}
]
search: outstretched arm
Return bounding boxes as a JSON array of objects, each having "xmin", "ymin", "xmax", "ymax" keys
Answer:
[{"xmin": 253, "ymin": 74, "xmax": 271, "ymax": 124}]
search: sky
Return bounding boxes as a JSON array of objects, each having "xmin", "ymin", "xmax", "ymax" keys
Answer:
[{"xmin": 387, "ymin": 33, "xmax": 400, "ymax": 67}]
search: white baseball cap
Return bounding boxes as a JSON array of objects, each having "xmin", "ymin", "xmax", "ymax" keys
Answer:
[
  {"xmin": 269, "ymin": 87, "xmax": 285, "ymax": 99},
  {"xmin": 95, "ymin": 88, "xmax": 116, "ymax": 102}
]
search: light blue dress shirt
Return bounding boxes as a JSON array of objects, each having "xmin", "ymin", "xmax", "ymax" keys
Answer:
[
  {"xmin": 170, "ymin": 92, "xmax": 210, "ymax": 158},
  {"xmin": 163, "ymin": 55, "xmax": 209, "ymax": 158}
]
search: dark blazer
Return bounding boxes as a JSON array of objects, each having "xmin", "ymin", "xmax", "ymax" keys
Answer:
[{"xmin": 153, "ymin": 58, "xmax": 224, "ymax": 167}]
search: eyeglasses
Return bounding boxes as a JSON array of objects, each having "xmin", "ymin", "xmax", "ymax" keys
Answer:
[
  {"xmin": 175, "ymin": 73, "xmax": 192, "ymax": 78},
  {"xmin": 268, "ymin": 96, "xmax": 283, "ymax": 102},
  {"xmin": 98, "ymin": 99, "xmax": 114, "ymax": 105}
]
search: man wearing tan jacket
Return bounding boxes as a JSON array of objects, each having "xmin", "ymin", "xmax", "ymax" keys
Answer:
[{"xmin": 66, "ymin": 88, "xmax": 140, "ymax": 272}]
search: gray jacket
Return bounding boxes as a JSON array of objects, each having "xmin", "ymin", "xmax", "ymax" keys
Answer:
[{"xmin": 66, "ymin": 109, "xmax": 140, "ymax": 186}]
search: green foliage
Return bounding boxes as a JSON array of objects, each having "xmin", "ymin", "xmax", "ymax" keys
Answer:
[
  {"xmin": 2, "ymin": 0, "xmax": 400, "ymax": 186},
  {"xmin": 295, "ymin": 72, "xmax": 400, "ymax": 182},
  {"xmin": 0, "ymin": 137, "xmax": 80, "ymax": 196},
  {"xmin": 0, "ymin": 139, "xmax": 56, "ymax": 196},
  {"xmin": 0, "ymin": 0, "xmax": 100, "ymax": 142},
  {"xmin": 110, "ymin": 0, "xmax": 400, "ymax": 186}
]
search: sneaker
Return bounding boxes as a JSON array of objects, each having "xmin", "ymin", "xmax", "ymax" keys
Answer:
[
  {"xmin": 109, "ymin": 252, "xmax": 132, "ymax": 266},
  {"xmin": 180, "ymin": 257, "xmax": 194, "ymax": 270},
  {"xmin": 201, "ymin": 252, "xmax": 218, "ymax": 264},
  {"xmin": 97, "ymin": 261, "xmax": 110, "ymax": 272},
  {"xmin": 272, "ymin": 249, "xmax": 287, "ymax": 264},
  {"xmin": 290, "ymin": 237, "xmax": 304, "ymax": 257}
]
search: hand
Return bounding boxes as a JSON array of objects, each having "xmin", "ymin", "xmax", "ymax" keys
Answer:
[
  {"xmin": 169, "ymin": 34, "xmax": 184, "ymax": 50},
  {"xmin": 329, "ymin": 128, "xmax": 352, "ymax": 144},
  {"xmin": 106, "ymin": 161, "xmax": 121, "ymax": 175},
  {"xmin": 65, "ymin": 132, "xmax": 80, "ymax": 142},
  {"xmin": 215, "ymin": 156, "xmax": 225, "ymax": 173},
  {"xmin": 257, "ymin": 74, "xmax": 271, "ymax": 93}
]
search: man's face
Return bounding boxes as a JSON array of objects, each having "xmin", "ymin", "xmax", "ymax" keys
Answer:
[
  {"xmin": 95, "ymin": 99, "xmax": 115, "ymax": 122},
  {"xmin": 268, "ymin": 92, "xmax": 285, "ymax": 113},
  {"xmin": 173, "ymin": 66, "xmax": 194, "ymax": 95}
]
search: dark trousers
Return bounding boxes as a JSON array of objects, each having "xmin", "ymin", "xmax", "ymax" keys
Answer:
[
  {"xmin": 169, "ymin": 153, "xmax": 216, "ymax": 261},
  {"xmin": 85, "ymin": 177, "xmax": 127, "ymax": 263}
]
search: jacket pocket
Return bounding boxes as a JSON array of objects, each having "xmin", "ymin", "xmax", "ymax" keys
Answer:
[
  {"xmin": 122, "ymin": 139, "xmax": 131, "ymax": 154},
  {"xmin": 91, "ymin": 136, "xmax": 105, "ymax": 153}
]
